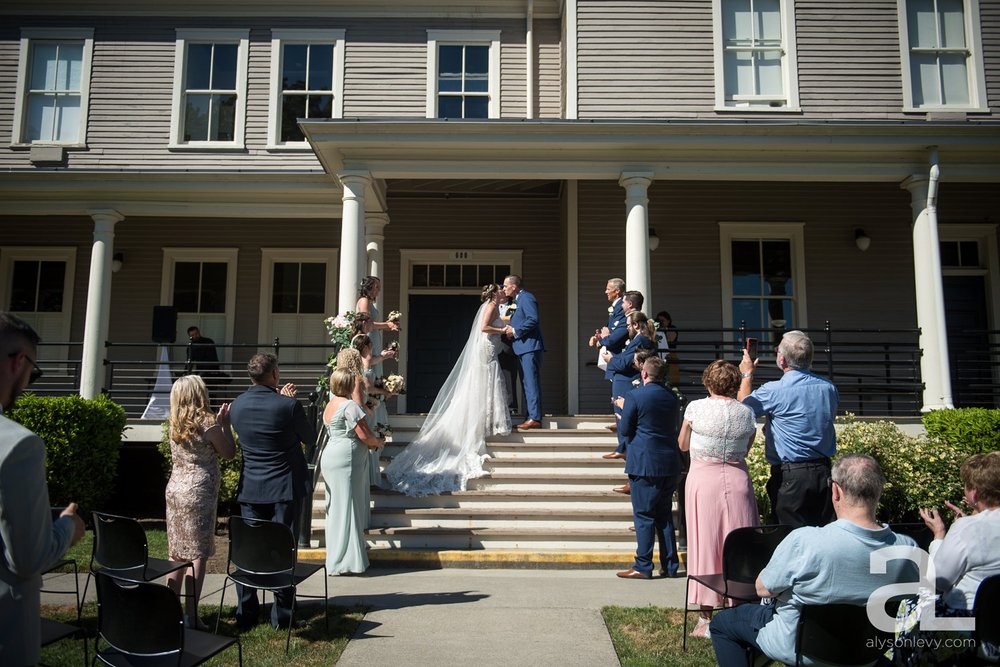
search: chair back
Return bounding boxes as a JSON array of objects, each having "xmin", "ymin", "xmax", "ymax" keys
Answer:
[
  {"xmin": 975, "ymin": 574, "xmax": 1000, "ymax": 647},
  {"xmin": 95, "ymin": 572, "xmax": 184, "ymax": 661},
  {"xmin": 888, "ymin": 522, "xmax": 934, "ymax": 551},
  {"xmin": 92, "ymin": 512, "xmax": 149, "ymax": 571},
  {"xmin": 795, "ymin": 603, "xmax": 887, "ymax": 666},
  {"xmin": 228, "ymin": 516, "xmax": 297, "ymax": 576},
  {"xmin": 722, "ymin": 524, "xmax": 793, "ymax": 583}
]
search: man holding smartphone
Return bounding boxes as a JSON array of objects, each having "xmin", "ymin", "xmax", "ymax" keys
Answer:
[{"xmin": 738, "ymin": 330, "xmax": 838, "ymax": 528}]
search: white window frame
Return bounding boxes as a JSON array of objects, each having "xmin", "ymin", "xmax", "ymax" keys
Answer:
[
  {"xmin": 169, "ymin": 28, "xmax": 249, "ymax": 150},
  {"xmin": 426, "ymin": 30, "xmax": 501, "ymax": 119},
  {"xmin": 11, "ymin": 28, "xmax": 94, "ymax": 147},
  {"xmin": 719, "ymin": 223, "xmax": 808, "ymax": 332},
  {"xmin": 160, "ymin": 248, "xmax": 239, "ymax": 358},
  {"xmin": 267, "ymin": 29, "xmax": 346, "ymax": 150},
  {"xmin": 712, "ymin": 0, "xmax": 800, "ymax": 112},
  {"xmin": 897, "ymin": 0, "xmax": 988, "ymax": 112},
  {"xmin": 939, "ymin": 224, "xmax": 1000, "ymax": 331},
  {"xmin": 0, "ymin": 246, "xmax": 77, "ymax": 360},
  {"xmin": 257, "ymin": 248, "xmax": 338, "ymax": 360}
]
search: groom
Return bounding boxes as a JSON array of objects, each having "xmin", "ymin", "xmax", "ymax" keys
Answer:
[{"xmin": 502, "ymin": 275, "xmax": 545, "ymax": 430}]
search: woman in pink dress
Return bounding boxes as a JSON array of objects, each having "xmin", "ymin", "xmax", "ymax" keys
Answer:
[{"xmin": 679, "ymin": 360, "xmax": 759, "ymax": 639}]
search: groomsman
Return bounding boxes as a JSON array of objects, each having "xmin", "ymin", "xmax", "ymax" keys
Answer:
[{"xmin": 502, "ymin": 275, "xmax": 545, "ymax": 430}]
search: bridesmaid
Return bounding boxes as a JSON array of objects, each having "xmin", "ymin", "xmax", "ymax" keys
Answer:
[
  {"xmin": 356, "ymin": 277, "xmax": 398, "ymax": 486},
  {"xmin": 321, "ymin": 368, "xmax": 384, "ymax": 575}
]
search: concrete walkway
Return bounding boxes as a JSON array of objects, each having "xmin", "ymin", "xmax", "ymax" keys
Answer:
[{"xmin": 43, "ymin": 567, "xmax": 689, "ymax": 666}]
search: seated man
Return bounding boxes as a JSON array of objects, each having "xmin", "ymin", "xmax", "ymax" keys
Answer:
[{"xmin": 710, "ymin": 454, "xmax": 919, "ymax": 666}]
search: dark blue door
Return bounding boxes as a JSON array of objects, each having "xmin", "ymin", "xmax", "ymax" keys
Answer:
[
  {"xmin": 944, "ymin": 275, "xmax": 993, "ymax": 407},
  {"xmin": 406, "ymin": 295, "xmax": 482, "ymax": 413}
]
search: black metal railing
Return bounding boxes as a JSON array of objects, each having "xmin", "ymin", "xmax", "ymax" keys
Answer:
[{"xmin": 949, "ymin": 329, "xmax": 1000, "ymax": 409}]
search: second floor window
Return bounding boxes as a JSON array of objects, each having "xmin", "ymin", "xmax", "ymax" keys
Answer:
[
  {"xmin": 426, "ymin": 30, "xmax": 500, "ymax": 119},
  {"xmin": 715, "ymin": 0, "xmax": 799, "ymax": 110},
  {"xmin": 268, "ymin": 30, "xmax": 345, "ymax": 148}
]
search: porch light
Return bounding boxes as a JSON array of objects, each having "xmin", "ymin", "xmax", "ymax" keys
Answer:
[
  {"xmin": 649, "ymin": 228, "xmax": 660, "ymax": 252},
  {"xmin": 854, "ymin": 229, "xmax": 871, "ymax": 252},
  {"xmin": 112, "ymin": 252, "xmax": 124, "ymax": 273}
]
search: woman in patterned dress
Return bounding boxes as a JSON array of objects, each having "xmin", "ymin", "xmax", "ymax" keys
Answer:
[{"xmin": 165, "ymin": 374, "xmax": 236, "ymax": 629}]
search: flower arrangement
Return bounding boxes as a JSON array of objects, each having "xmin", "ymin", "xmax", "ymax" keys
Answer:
[
  {"xmin": 381, "ymin": 374, "xmax": 406, "ymax": 394},
  {"xmin": 388, "ymin": 340, "xmax": 399, "ymax": 352},
  {"xmin": 386, "ymin": 310, "xmax": 402, "ymax": 323},
  {"xmin": 374, "ymin": 422, "xmax": 393, "ymax": 438},
  {"xmin": 324, "ymin": 311, "xmax": 356, "ymax": 353}
]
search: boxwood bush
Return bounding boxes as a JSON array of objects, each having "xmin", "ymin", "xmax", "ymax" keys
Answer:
[
  {"xmin": 922, "ymin": 407, "xmax": 1000, "ymax": 457},
  {"xmin": 7, "ymin": 393, "xmax": 127, "ymax": 515},
  {"xmin": 157, "ymin": 421, "xmax": 242, "ymax": 509}
]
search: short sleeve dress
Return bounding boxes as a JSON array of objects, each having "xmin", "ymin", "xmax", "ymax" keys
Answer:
[
  {"xmin": 322, "ymin": 400, "xmax": 370, "ymax": 574},
  {"xmin": 165, "ymin": 415, "xmax": 221, "ymax": 561}
]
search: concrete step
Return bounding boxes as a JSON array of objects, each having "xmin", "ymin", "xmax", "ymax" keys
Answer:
[
  {"xmin": 366, "ymin": 506, "xmax": 634, "ymax": 530},
  {"xmin": 364, "ymin": 526, "xmax": 642, "ymax": 550}
]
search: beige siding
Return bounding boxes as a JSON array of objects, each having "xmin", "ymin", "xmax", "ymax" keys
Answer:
[
  {"xmin": 984, "ymin": 0, "xmax": 1000, "ymax": 111},
  {"xmin": 536, "ymin": 18, "xmax": 562, "ymax": 118},
  {"xmin": 342, "ymin": 21, "xmax": 430, "ymax": 117}
]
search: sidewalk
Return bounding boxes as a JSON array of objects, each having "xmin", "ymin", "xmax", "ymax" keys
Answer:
[{"xmin": 44, "ymin": 567, "xmax": 688, "ymax": 666}]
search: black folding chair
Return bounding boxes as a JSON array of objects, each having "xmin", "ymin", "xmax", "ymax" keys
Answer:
[
  {"xmin": 683, "ymin": 524, "xmax": 793, "ymax": 649},
  {"xmin": 82, "ymin": 512, "xmax": 194, "ymax": 611},
  {"xmin": 216, "ymin": 516, "xmax": 328, "ymax": 653},
  {"xmin": 795, "ymin": 603, "xmax": 891, "ymax": 666},
  {"xmin": 94, "ymin": 572, "xmax": 242, "ymax": 666},
  {"xmin": 973, "ymin": 574, "xmax": 1000, "ymax": 664}
]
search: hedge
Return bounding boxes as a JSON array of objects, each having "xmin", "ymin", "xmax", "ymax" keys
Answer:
[
  {"xmin": 157, "ymin": 422, "xmax": 242, "ymax": 508},
  {"xmin": 922, "ymin": 407, "xmax": 1000, "ymax": 457},
  {"xmin": 7, "ymin": 394, "xmax": 127, "ymax": 515}
]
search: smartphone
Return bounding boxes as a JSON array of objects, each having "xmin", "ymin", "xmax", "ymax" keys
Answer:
[{"xmin": 745, "ymin": 337, "xmax": 759, "ymax": 361}]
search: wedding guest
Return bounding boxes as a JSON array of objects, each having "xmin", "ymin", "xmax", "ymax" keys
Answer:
[
  {"xmin": 501, "ymin": 275, "xmax": 545, "ymax": 430},
  {"xmin": 615, "ymin": 356, "xmax": 682, "ymax": 579},
  {"xmin": 600, "ymin": 290, "xmax": 642, "ymax": 442},
  {"xmin": 322, "ymin": 368, "xmax": 384, "ymax": 574},
  {"xmin": 679, "ymin": 360, "xmax": 759, "ymax": 638},
  {"xmin": 185, "ymin": 326, "xmax": 229, "ymax": 406},
  {"xmin": 654, "ymin": 311, "xmax": 680, "ymax": 386},
  {"xmin": 164, "ymin": 374, "xmax": 236, "ymax": 629},
  {"xmin": 352, "ymin": 333, "xmax": 392, "ymax": 487},
  {"xmin": 589, "ymin": 279, "xmax": 627, "ymax": 435}
]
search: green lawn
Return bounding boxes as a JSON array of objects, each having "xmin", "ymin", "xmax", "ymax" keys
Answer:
[{"xmin": 602, "ymin": 606, "xmax": 718, "ymax": 667}]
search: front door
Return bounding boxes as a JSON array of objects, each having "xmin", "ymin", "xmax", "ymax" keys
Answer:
[
  {"xmin": 406, "ymin": 294, "xmax": 481, "ymax": 413},
  {"xmin": 944, "ymin": 275, "xmax": 993, "ymax": 407}
]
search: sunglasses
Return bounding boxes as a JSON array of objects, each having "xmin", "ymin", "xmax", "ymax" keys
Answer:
[{"xmin": 9, "ymin": 352, "xmax": 44, "ymax": 385}]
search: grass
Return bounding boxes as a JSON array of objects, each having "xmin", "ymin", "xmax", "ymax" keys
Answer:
[
  {"xmin": 602, "ymin": 606, "xmax": 718, "ymax": 667},
  {"xmin": 40, "ymin": 600, "xmax": 363, "ymax": 666}
]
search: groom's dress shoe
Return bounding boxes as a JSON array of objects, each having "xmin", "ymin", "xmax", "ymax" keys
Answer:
[
  {"xmin": 516, "ymin": 419, "xmax": 541, "ymax": 430},
  {"xmin": 612, "ymin": 483, "xmax": 631, "ymax": 494},
  {"xmin": 602, "ymin": 452, "xmax": 626, "ymax": 460},
  {"xmin": 616, "ymin": 568, "xmax": 652, "ymax": 580}
]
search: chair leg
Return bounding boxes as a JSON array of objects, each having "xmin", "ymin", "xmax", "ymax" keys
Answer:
[
  {"xmin": 682, "ymin": 577, "xmax": 690, "ymax": 651},
  {"xmin": 215, "ymin": 577, "xmax": 230, "ymax": 634},
  {"xmin": 80, "ymin": 571, "xmax": 93, "ymax": 617},
  {"xmin": 285, "ymin": 591, "xmax": 296, "ymax": 654},
  {"xmin": 323, "ymin": 572, "xmax": 329, "ymax": 630}
]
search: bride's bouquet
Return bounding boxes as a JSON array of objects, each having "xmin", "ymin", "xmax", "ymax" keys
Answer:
[{"xmin": 380, "ymin": 374, "xmax": 406, "ymax": 395}]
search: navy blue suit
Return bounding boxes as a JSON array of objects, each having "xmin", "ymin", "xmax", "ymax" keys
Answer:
[
  {"xmin": 619, "ymin": 381, "xmax": 681, "ymax": 576},
  {"xmin": 229, "ymin": 383, "xmax": 316, "ymax": 628},
  {"xmin": 607, "ymin": 334, "xmax": 656, "ymax": 453},
  {"xmin": 509, "ymin": 289, "xmax": 545, "ymax": 422},
  {"xmin": 598, "ymin": 298, "xmax": 627, "ymax": 381}
]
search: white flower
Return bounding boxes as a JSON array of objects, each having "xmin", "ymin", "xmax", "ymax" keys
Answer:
[{"xmin": 608, "ymin": 306, "xmax": 614, "ymax": 313}]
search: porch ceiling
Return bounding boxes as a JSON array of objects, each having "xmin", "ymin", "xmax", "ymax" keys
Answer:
[{"xmin": 301, "ymin": 119, "xmax": 1000, "ymax": 184}]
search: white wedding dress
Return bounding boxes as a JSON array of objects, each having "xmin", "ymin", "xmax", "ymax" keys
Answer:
[{"xmin": 384, "ymin": 301, "xmax": 512, "ymax": 496}]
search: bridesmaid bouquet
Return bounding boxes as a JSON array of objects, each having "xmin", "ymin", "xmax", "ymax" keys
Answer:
[
  {"xmin": 388, "ymin": 340, "xmax": 399, "ymax": 352},
  {"xmin": 381, "ymin": 374, "xmax": 406, "ymax": 394},
  {"xmin": 374, "ymin": 422, "xmax": 393, "ymax": 438},
  {"xmin": 386, "ymin": 310, "xmax": 402, "ymax": 323}
]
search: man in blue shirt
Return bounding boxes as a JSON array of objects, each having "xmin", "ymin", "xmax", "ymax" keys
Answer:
[{"xmin": 738, "ymin": 330, "xmax": 838, "ymax": 527}]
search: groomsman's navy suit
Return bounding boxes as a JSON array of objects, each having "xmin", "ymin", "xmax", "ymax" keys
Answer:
[
  {"xmin": 619, "ymin": 380, "xmax": 681, "ymax": 576},
  {"xmin": 606, "ymin": 333, "xmax": 656, "ymax": 453},
  {"xmin": 509, "ymin": 289, "xmax": 545, "ymax": 422},
  {"xmin": 229, "ymin": 383, "xmax": 316, "ymax": 629},
  {"xmin": 599, "ymin": 297, "xmax": 627, "ymax": 382}
]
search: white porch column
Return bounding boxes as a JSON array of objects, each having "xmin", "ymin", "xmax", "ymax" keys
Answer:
[
  {"xmin": 902, "ymin": 174, "xmax": 954, "ymax": 411},
  {"xmin": 80, "ymin": 209, "xmax": 124, "ymax": 399},
  {"xmin": 338, "ymin": 171, "xmax": 370, "ymax": 315},
  {"xmin": 365, "ymin": 212, "xmax": 390, "ymax": 280},
  {"xmin": 619, "ymin": 172, "xmax": 654, "ymax": 312}
]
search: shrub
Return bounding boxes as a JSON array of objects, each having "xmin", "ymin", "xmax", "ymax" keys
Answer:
[
  {"xmin": 922, "ymin": 408, "xmax": 1000, "ymax": 457},
  {"xmin": 157, "ymin": 422, "xmax": 242, "ymax": 507},
  {"xmin": 8, "ymin": 394, "xmax": 127, "ymax": 515}
]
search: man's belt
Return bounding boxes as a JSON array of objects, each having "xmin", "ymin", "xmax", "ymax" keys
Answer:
[{"xmin": 773, "ymin": 457, "xmax": 831, "ymax": 470}]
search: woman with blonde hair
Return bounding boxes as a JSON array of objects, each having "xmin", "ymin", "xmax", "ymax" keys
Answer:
[
  {"xmin": 165, "ymin": 374, "xmax": 236, "ymax": 629},
  {"xmin": 322, "ymin": 368, "xmax": 385, "ymax": 574}
]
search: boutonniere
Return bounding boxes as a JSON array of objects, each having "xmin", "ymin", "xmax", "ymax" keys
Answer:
[
  {"xmin": 632, "ymin": 378, "xmax": 641, "ymax": 387},
  {"xmin": 507, "ymin": 303, "xmax": 518, "ymax": 314},
  {"xmin": 608, "ymin": 306, "xmax": 614, "ymax": 314}
]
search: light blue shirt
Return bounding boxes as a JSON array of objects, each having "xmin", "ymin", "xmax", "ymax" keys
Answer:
[
  {"xmin": 742, "ymin": 369, "xmax": 838, "ymax": 464},
  {"xmin": 757, "ymin": 520, "xmax": 918, "ymax": 666}
]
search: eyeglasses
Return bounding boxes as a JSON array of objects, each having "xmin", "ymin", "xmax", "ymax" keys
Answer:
[
  {"xmin": 8, "ymin": 351, "xmax": 44, "ymax": 385},
  {"xmin": 827, "ymin": 477, "xmax": 839, "ymax": 489}
]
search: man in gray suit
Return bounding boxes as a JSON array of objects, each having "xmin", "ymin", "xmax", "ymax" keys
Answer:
[{"xmin": 0, "ymin": 312, "xmax": 85, "ymax": 666}]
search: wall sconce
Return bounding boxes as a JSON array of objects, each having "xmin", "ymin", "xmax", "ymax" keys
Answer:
[
  {"xmin": 649, "ymin": 227, "xmax": 660, "ymax": 252},
  {"xmin": 854, "ymin": 229, "xmax": 871, "ymax": 252},
  {"xmin": 112, "ymin": 252, "xmax": 124, "ymax": 273}
]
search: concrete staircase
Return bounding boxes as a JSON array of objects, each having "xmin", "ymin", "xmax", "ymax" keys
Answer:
[{"xmin": 306, "ymin": 416, "xmax": 680, "ymax": 568}]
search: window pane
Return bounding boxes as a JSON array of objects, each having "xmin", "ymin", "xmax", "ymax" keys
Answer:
[
  {"xmin": 184, "ymin": 94, "xmax": 210, "ymax": 141},
  {"xmin": 939, "ymin": 0, "xmax": 966, "ymax": 48},
  {"xmin": 940, "ymin": 54, "xmax": 969, "ymax": 106},
  {"xmin": 308, "ymin": 44, "xmax": 334, "ymax": 90},
  {"xmin": 461, "ymin": 265, "xmax": 478, "ymax": 287},
  {"xmin": 37, "ymin": 261, "xmax": 66, "ymax": 312},
  {"xmin": 412, "ymin": 264, "xmax": 428, "ymax": 287},
  {"xmin": 307, "ymin": 94, "xmax": 333, "ymax": 119},
  {"xmin": 495, "ymin": 265, "xmax": 510, "ymax": 283},
  {"xmin": 959, "ymin": 241, "xmax": 979, "ymax": 267},
  {"xmin": 438, "ymin": 95, "xmax": 462, "ymax": 118},
  {"xmin": 299, "ymin": 263, "xmax": 326, "ymax": 313},
  {"xmin": 912, "ymin": 54, "xmax": 940, "ymax": 106},
  {"xmin": 428, "ymin": 264, "xmax": 444, "ymax": 287},
  {"xmin": 465, "ymin": 45, "xmax": 489, "ymax": 76},
  {"xmin": 212, "ymin": 94, "xmax": 237, "ymax": 141},
  {"xmin": 756, "ymin": 51, "xmax": 784, "ymax": 96},
  {"xmin": 282, "ymin": 44, "xmax": 308, "ymax": 91},
  {"xmin": 733, "ymin": 298, "xmax": 763, "ymax": 332},
  {"xmin": 726, "ymin": 50, "xmax": 754, "ymax": 97},
  {"xmin": 732, "ymin": 241, "xmax": 761, "ymax": 295},
  {"xmin": 212, "ymin": 43, "xmax": 239, "ymax": 90},
  {"xmin": 722, "ymin": 0, "xmax": 752, "ymax": 44},
  {"xmin": 199, "ymin": 262, "xmax": 228, "ymax": 313},
  {"xmin": 445, "ymin": 264, "xmax": 461, "ymax": 287},
  {"xmin": 755, "ymin": 0, "xmax": 782, "ymax": 42},
  {"xmin": 281, "ymin": 94, "xmax": 306, "ymax": 142},
  {"xmin": 478, "ymin": 264, "xmax": 494, "ymax": 286},
  {"xmin": 272, "ymin": 263, "xmax": 299, "ymax": 313},
  {"xmin": 29, "ymin": 43, "xmax": 58, "ymax": 89},
  {"xmin": 173, "ymin": 262, "xmax": 201, "ymax": 312},
  {"xmin": 53, "ymin": 96, "xmax": 80, "ymax": 142},
  {"xmin": 439, "ymin": 76, "xmax": 462, "ymax": 93},
  {"xmin": 464, "ymin": 96, "xmax": 489, "ymax": 118},
  {"xmin": 26, "ymin": 94, "xmax": 54, "ymax": 141},
  {"xmin": 186, "ymin": 43, "xmax": 213, "ymax": 90},
  {"xmin": 939, "ymin": 240, "xmax": 960, "ymax": 267},
  {"xmin": 58, "ymin": 44, "xmax": 83, "ymax": 89},
  {"xmin": 762, "ymin": 240, "xmax": 793, "ymax": 296},
  {"xmin": 465, "ymin": 74, "xmax": 489, "ymax": 93},
  {"xmin": 908, "ymin": 0, "xmax": 938, "ymax": 49},
  {"xmin": 439, "ymin": 45, "xmax": 463, "ymax": 78},
  {"xmin": 10, "ymin": 261, "xmax": 40, "ymax": 311},
  {"xmin": 767, "ymin": 298, "xmax": 794, "ymax": 329}
]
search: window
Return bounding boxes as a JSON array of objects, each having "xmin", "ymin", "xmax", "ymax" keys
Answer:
[
  {"xmin": 719, "ymin": 223, "xmax": 807, "ymax": 343},
  {"xmin": 161, "ymin": 248, "xmax": 238, "ymax": 361},
  {"xmin": 713, "ymin": 0, "xmax": 799, "ymax": 110},
  {"xmin": 939, "ymin": 239, "xmax": 981, "ymax": 268},
  {"xmin": 411, "ymin": 263, "xmax": 511, "ymax": 288},
  {"xmin": 0, "ymin": 247, "xmax": 77, "ymax": 357},
  {"xmin": 899, "ymin": 0, "xmax": 987, "ymax": 111},
  {"xmin": 426, "ymin": 30, "xmax": 500, "ymax": 118},
  {"xmin": 268, "ymin": 30, "xmax": 345, "ymax": 148},
  {"xmin": 258, "ymin": 249, "xmax": 337, "ymax": 364},
  {"xmin": 11, "ymin": 28, "xmax": 94, "ymax": 145},
  {"xmin": 169, "ymin": 29, "xmax": 249, "ymax": 149}
]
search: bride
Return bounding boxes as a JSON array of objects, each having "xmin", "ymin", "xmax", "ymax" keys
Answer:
[{"xmin": 383, "ymin": 283, "xmax": 511, "ymax": 496}]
